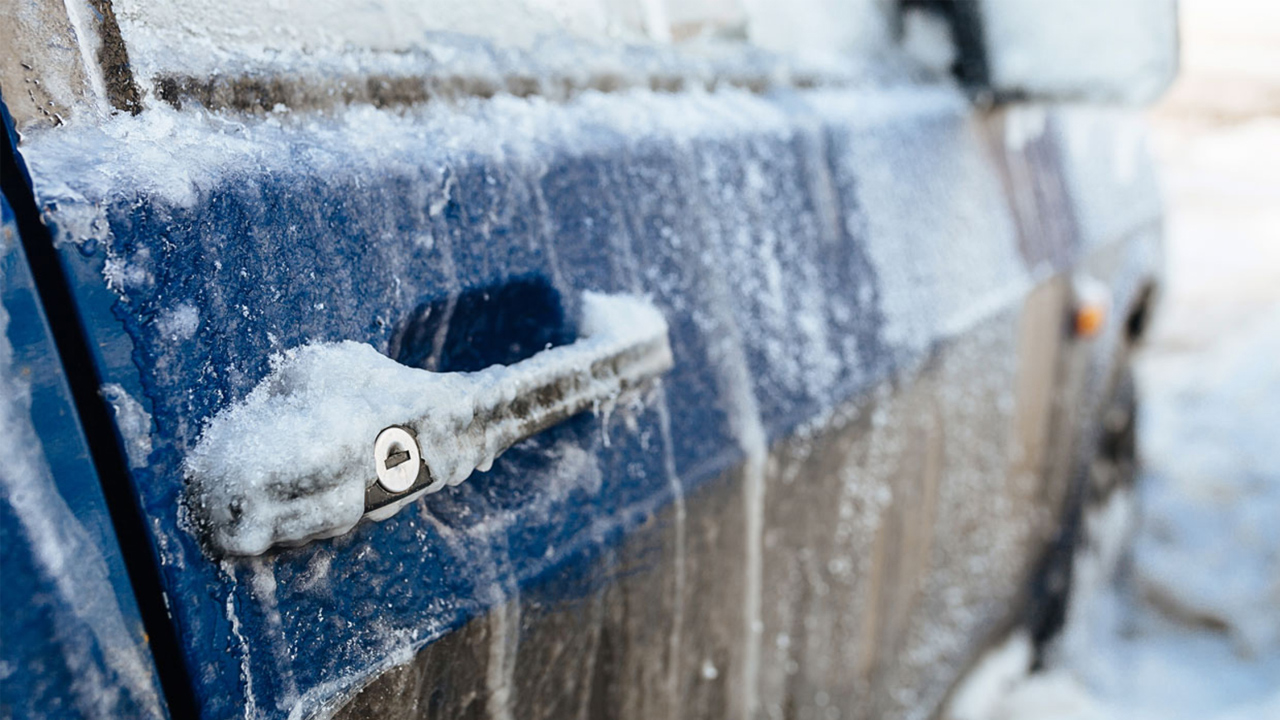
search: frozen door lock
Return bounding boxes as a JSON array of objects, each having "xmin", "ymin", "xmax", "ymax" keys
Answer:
[
  {"xmin": 186, "ymin": 291, "xmax": 673, "ymax": 556},
  {"xmin": 373, "ymin": 426, "xmax": 421, "ymax": 493}
]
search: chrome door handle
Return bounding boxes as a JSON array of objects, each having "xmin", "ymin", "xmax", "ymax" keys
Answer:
[{"xmin": 187, "ymin": 291, "xmax": 673, "ymax": 556}]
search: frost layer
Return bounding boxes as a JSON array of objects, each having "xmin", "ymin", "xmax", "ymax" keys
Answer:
[{"xmin": 186, "ymin": 291, "xmax": 671, "ymax": 556}]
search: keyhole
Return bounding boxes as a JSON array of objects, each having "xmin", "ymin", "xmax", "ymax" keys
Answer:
[{"xmin": 384, "ymin": 449, "xmax": 411, "ymax": 470}]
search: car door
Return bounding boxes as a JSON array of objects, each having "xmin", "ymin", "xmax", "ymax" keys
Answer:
[{"xmin": 1, "ymin": 2, "xmax": 1168, "ymax": 719}]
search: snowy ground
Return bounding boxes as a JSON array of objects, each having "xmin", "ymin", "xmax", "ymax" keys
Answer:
[{"xmin": 948, "ymin": 2, "xmax": 1280, "ymax": 718}]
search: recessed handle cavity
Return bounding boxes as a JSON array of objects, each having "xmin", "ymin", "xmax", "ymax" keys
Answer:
[{"xmin": 186, "ymin": 292, "xmax": 673, "ymax": 556}]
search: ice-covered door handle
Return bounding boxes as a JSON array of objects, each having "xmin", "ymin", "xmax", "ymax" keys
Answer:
[{"xmin": 187, "ymin": 292, "xmax": 673, "ymax": 556}]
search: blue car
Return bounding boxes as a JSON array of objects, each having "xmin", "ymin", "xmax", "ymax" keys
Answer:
[{"xmin": 1, "ymin": 1, "xmax": 1175, "ymax": 718}]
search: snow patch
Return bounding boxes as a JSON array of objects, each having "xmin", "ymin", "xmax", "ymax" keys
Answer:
[
  {"xmin": 154, "ymin": 303, "xmax": 200, "ymax": 341},
  {"xmin": 1003, "ymin": 105, "xmax": 1047, "ymax": 153},
  {"xmin": 981, "ymin": 0, "xmax": 1178, "ymax": 103},
  {"xmin": 822, "ymin": 88, "xmax": 1027, "ymax": 354},
  {"xmin": 946, "ymin": 631, "xmax": 1034, "ymax": 720},
  {"xmin": 101, "ymin": 383, "xmax": 153, "ymax": 469},
  {"xmin": 107, "ymin": 0, "xmax": 892, "ymax": 92},
  {"xmin": 901, "ymin": 7, "xmax": 957, "ymax": 76},
  {"xmin": 1133, "ymin": 306, "xmax": 1280, "ymax": 656}
]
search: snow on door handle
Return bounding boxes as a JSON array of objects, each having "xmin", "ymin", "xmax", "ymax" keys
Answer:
[{"xmin": 186, "ymin": 292, "xmax": 673, "ymax": 556}]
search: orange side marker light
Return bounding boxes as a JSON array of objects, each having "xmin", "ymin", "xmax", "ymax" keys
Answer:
[{"xmin": 1072, "ymin": 277, "xmax": 1111, "ymax": 339}]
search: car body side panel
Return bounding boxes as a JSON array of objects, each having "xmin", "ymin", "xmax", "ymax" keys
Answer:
[{"xmin": 14, "ymin": 74, "xmax": 1161, "ymax": 720}]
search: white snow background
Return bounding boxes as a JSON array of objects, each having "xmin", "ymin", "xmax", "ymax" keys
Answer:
[{"xmin": 947, "ymin": 1, "xmax": 1280, "ymax": 718}]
